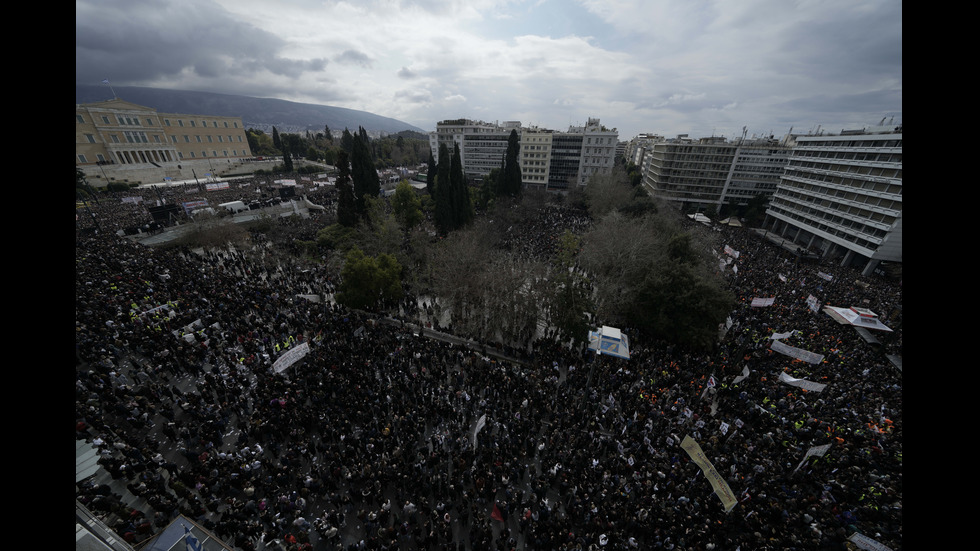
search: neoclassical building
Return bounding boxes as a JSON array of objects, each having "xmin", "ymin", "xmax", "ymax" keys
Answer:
[{"xmin": 76, "ymin": 98, "xmax": 252, "ymax": 184}]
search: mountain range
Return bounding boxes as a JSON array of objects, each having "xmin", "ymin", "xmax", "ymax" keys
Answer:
[{"xmin": 75, "ymin": 85, "xmax": 429, "ymax": 137}]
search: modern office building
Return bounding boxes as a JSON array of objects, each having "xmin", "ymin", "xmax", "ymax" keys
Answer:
[
  {"xmin": 429, "ymin": 117, "xmax": 618, "ymax": 191},
  {"xmin": 429, "ymin": 119, "xmax": 521, "ymax": 183},
  {"xmin": 641, "ymin": 136, "xmax": 791, "ymax": 213},
  {"xmin": 762, "ymin": 125, "xmax": 903, "ymax": 276},
  {"xmin": 76, "ymin": 98, "xmax": 252, "ymax": 185}
]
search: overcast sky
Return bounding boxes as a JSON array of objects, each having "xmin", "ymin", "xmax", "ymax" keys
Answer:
[{"xmin": 77, "ymin": 0, "xmax": 901, "ymax": 140}]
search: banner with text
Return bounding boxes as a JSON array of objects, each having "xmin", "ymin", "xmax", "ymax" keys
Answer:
[{"xmin": 680, "ymin": 435, "xmax": 737, "ymax": 513}]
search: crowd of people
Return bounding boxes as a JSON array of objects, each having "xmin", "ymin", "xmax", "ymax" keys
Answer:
[{"xmin": 75, "ymin": 184, "xmax": 902, "ymax": 551}]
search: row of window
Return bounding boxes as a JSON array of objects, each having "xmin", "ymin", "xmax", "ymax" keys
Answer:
[
  {"xmin": 83, "ymin": 133, "xmax": 245, "ymax": 145},
  {"xmin": 77, "ymin": 113, "xmax": 241, "ymax": 129},
  {"xmin": 769, "ymin": 203, "xmax": 884, "ymax": 252}
]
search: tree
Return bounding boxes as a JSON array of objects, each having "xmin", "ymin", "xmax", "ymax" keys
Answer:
[
  {"xmin": 340, "ymin": 128, "xmax": 356, "ymax": 154},
  {"xmin": 392, "ymin": 180, "xmax": 423, "ymax": 231},
  {"xmin": 335, "ymin": 150, "xmax": 357, "ymax": 227},
  {"xmin": 450, "ymin": 142, "xmax": 473, "ymax": 228},
  {"xmin": 324, "ymin": 124, "xmax": 333, "ymax": 144},
  {"xmin": 579, "ymin": 210, "xmax": 733, "ymax": 352},
  {"xmin": 433, "ymin": 143, "xmax": 454, "ymax": 234},
  {"xmin": 336, "ymin": 247, "xmax": 403, "ymax": 311},
  {"xmin": 350, "ymin": 131, "xmax": 380, "ymax": 219},
  {"xmin": 272, "ymin": 127, "xmax": 282, "ymax": 152},
  {"xmin": 499, "ymin": 129, "xmax": 522, "ymax": 197},
  {"xmin": 545, "ymin": 230, "xmax": 594, "ymax": 346},
  {"xmin": 426, "ymin": 152, "xmax": 436, "ymax": 195},
  {"xmin": 281, "ymin": 148, "xmax": 294, "ymax": 173}
]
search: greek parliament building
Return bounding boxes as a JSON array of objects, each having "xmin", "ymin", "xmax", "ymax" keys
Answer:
[
  {"xmin": 75, "ymin": 98, "xmax": 252, "ymax": 186},
  {"xmin": 429, "ymin": 117, "xmax": 619, "ymax": 191}
]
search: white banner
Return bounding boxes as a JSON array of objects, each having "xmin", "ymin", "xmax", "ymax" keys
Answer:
[
  {"xmin": 732, "ymin": 366, "xmax": 750, "ymax": 385},
  {"xmin": 724, "ymin": 245, "xmax": 740, "ymax": 258},
  {"xmin": 770, "ymin": 329, "xmax": 797, "ymax": 340},
  {"xmin": 794, "ymin": 443, "xmax": 832, "ymax": 472},
  {"xmin": 817, "ymin": 271, "xmax": 834, "ymax": 281},
  {"xmin": 751, "ymin": 297, "xmax": 775, "ymax": 307},
  {"xmin": 778, "ymin": 371, "xmax": 827, "ymax": 392},
  {"xmin": 472, "ymin": 414, "xmax": 487, "ymax": 451},
  {"xmin": 807, "ymin": 294, "xmax": 820, "ymax": 313},
  {"xmin": 272, "ymin": 342, "xmax": 310, "ymax": 373},
  {"xmin": 770, "ymin": 340, "xmax": 825, "ymax": 364},
  {"xmin": 680, "ymin": 436, "xmax": 737, "ymax": 513},
  {"xmin": 848, "ymin": 532, "xmax": 893, "ymax": 551}
]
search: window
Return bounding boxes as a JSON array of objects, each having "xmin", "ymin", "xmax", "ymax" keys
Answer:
[
  {"xmin": 78, "ymin": 154, "xmax": 87, "ymax": 163},
  {"xmin": 178, "ymin": 120, "xmax": 184, "ymax": 127},
  {"xmin": 190, "ymin": 121, "xmax": 196, "ymax": 127},
  {"xmin": 76, "ymin": 115, "xmax": 85, "ymax": 123},
  {"xmin": 164, "ymin": 119, "xmax": 171, "ymax": 126},
  {"xmin": 85, "ymin": 134, "xmax": 96, "ymax": 144}
]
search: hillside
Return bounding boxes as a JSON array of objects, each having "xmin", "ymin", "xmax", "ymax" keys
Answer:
[{"xmin": 75, "ymin": 85, "xmax": 428, "ymax": 137}]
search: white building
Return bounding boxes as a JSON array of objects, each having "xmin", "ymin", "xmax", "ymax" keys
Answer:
[
  {"xmin": 763, "ymin": 125, "xmax": 903, "ymax": 276},
  {"xmin": 429, "ymin": 119, "xmax": 521, "ymax": 183},
  {"xmin": 429, "ymin": 117, "xmax": 619, "ymax": 191},
  {"xmin": 641, "ymin": 136, "xmax": 791, "ymax": 213}
]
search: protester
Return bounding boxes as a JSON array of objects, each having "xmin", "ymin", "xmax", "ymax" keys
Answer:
[{"xmin": 76, "ymin": 190, "xmax": 901, "ymax": 551}]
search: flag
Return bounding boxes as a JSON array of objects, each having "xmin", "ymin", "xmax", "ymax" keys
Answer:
[
  {"xmin": 707, "ymin": 375, "xmax": 716, "ymax": 389},
  {"xmin": 491, "ymin": 504, "xmax": 504, "ymax": 522},
  {"xmin": 102, "ymin": 78, "xmax": 110, "ymax": 85},
  {"xmin": 184, "ymin": 526, "xmax": 203, "ymax": 551}
]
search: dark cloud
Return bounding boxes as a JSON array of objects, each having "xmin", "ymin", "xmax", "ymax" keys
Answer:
[
  {"xmin": 76, "ymin": 0, "xmax": 323, "ymax": 84},
  {"xmin": 397, "ymin": 67, "xmax": 418, "ymax": 79},
  {"xmin": 334, "ymin": 49, "xmax": 374, "ymax": 68}
]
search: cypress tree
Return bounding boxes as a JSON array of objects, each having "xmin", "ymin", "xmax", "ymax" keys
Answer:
[
  {"xmin": 450, "ymin": 142, "xmax": 472, "ymax": 227},
  {"xmin": 434, "ymin": 143, "xmax": 454, "ymax": 234},
  {"xmin": 501, "ymin": 129, "xmax": 522, "ymax": 197},
  {"xmin": 336, "ymin": 150, "xmax": 357, "ymax": 227},
  {"xmin": 351, "ymin": 132, "xmax": 380, "ymax": 218},
  {"xmin": 426, "ymin": 152, "xmax": 437, "ymax": 195}
]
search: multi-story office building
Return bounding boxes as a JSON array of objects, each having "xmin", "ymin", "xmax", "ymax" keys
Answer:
[
  {"xmin": 520, "ymin": 128, "xmax": 553, "ymax": 188},
  {"xmin": 430, "ymin": 117, "xmax": 618, "ymax": 191},
  {"xmin": 641, "ymin": 136, "xmax": 791, "ymax": 213},
  {"xmin": 625, "ymin": 133, "xmax": 664, "ymax": 168},
  {"xmin": 763, "ymin": 125, "xmax": 903, "ymax": 276},
  {"xmin": 570, "ymin": 118, "xmax": 619, "ymax": 188},
  {"xmin": 76, "ymin": 98, "xmax": 252, "ymax": 184},
  {"xmin": 429, "ymin": 119, "xmax": 521, "ymax": 183}
]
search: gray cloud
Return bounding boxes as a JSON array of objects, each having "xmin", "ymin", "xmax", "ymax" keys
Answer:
[{"xmin": 334, "ymin": 49, "xmax": 374, "ymax": 68}]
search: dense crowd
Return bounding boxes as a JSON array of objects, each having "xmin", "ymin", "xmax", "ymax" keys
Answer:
[{"xmin": 75, "ymin": 194, "xmax": 902, "ymax": 551}]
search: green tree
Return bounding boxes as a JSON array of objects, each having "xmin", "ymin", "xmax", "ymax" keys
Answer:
[
  {"xmin": 340, "ymin": 128, "xmax": 356, "ymax": 154},
  {"xmin": 351, "ymin": 131, "xmax": 380, "ymax": 219},
  {"xmin": 742, "ymin": 194, "xmax": 769, "ymax": 227},
  {"xmin": 282, "ymin": 148, "xmax": 294, "ymax": 173},
  {"xmin": 335, "ymin": 150, "xmax": 357, "ymax": 227},
  {"xmin": 272, "ymin": 127, "xmax": 282, "ymax": 151},
  {"xmin": 392, "ymin": 180, "xmax": 423, "ymax": 231},
  {"xmin": 579, "ymin": 210, "xmax": 733, "ymax": 352},
  {"xmin": 546, "ymin": 230, "xmax": 594, "ymax": 346},
  {"xmin": 450, "ymin": 142, "xmax": 473, "ymax": 227},
  {"xmin": 336, "ymin": 247, "xmax": 403, "ymax": 310},
  {"xmin": 426, "ymin": 152, "xmax": 437, "ymax": 195},
  {"xmin": 433, "ymin": 143, "xmax": 454, "ymax": 234},
  {"xmin": 324, "ymin": 124, "xmax": 333, "ymax": 144},
  {"xmin": 499, "ymin": 129, "xmax": 522, "ymax": 197}
]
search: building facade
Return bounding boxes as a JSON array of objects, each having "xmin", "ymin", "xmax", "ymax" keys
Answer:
[
  {"xmin": 429, "ymin": 119, "xmax": 521, "ymax": 183},
  {"xmin": 76, "ymin": 98, "xmax": 252, "ymax": 185},
  {"xmin": 641, "ymin": 137, "xmax": 791, "ymax": 213},
  {"xmin": 429, "ymin": 117, "xmax": 618, "ymax": 191},
  {"xmin": 763, "ymin": 126, "xmax": 903, "ymax": 276}
]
